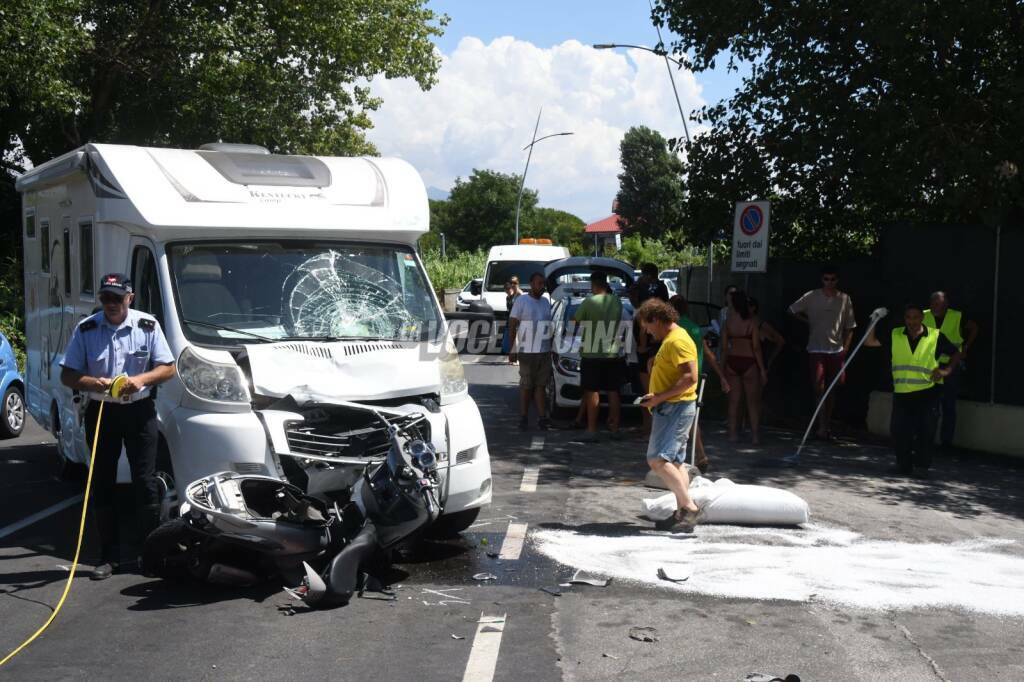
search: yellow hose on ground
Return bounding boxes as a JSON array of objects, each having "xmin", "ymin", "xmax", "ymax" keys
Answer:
[{"xmin": 0, "ymin": 399, "xmax": 105, "ymax": 667}]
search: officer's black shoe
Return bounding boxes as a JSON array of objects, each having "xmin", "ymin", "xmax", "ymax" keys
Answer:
[{"xmin": 91, "ymin": 562, "xmax": 115, "ymax": 580}]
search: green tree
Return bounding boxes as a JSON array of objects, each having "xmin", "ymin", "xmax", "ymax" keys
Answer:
[
  {"xmin": 0, "ymin": 0, "xmax": 446, "ymax": 359},
  {"xmin": 443, "ymin": 169, "xmax": 538, "ymax": 251},
  {"xmin": 526, "ymin": 207, "xmax": 586, "ymax": 255},
  {"xmin": 615, "ymin": 126, "xmax": 686, "ymax": 240},
  {"xmin": 654, "ymin": 0, "xmax": 1024, "ymax": 260}
]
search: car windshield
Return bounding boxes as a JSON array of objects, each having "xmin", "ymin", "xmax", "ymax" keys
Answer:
[
  {"xmin": 485, "ymin": 261, "xmax": 548, "ymax": 292},
  {"xmin": 168, "ymin": 241, "xmax": 443, "ymax": 346}
]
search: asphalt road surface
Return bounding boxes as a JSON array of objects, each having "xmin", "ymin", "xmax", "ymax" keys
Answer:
[{"xmin": 2, "ymin": 358, "xmax": 1023, "ymax": 680}]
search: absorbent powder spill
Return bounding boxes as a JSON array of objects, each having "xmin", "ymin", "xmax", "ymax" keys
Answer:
[{"xmin": 531, "ymin": 524, "xmax": 1024, "ymax": 616}]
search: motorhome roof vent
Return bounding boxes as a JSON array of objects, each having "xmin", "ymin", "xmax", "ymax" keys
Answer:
[{"xmin": 198, "ymin": 143, "xmax": 270, "ymax": 154}]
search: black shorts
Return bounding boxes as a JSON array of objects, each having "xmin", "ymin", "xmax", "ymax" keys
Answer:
[{"xmin": 580, "ymin": 357, "xmax": 627, "ymax": 393}]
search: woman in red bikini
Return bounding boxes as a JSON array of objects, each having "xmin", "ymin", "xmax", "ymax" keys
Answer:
[{"xmin": 722, "ymin": 290, "xmax": 768, "ymax": 444}]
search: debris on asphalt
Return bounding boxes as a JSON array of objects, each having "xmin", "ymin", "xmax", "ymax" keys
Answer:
[
  {"xmin": 569, "ymin": 569, "xmax": 611, "ymax": 587},
  {"xmin": 473, "ymin": 572, "xmax": 498, "ymax": 581},
  {"xmin": 602, "ymin": 653, "xmax": 619, "ymax": 660},
  {"xmin": 451, "ymin": 634, "xmax": 466, "ymax": 640},
  {"xmin": 539, "ymin": 586, "xmax": 562, "ymax": 597},
  {"xmin": 480, "ymin": 538, "xmax": 489, "ymax": 545},
  {"xmin": 628, "ymin": 626, "xmax": 659, "ymax": 643},
  {"xmin": 486, "ymin": 551, "xmax": 499, "ymax": 558},
  {"xmin": 657, "ymin": 567, "xmax": 691, "ymax": 583},
  {"xmin": 745, "ymin": 674, "xmax": 801, "ymax": 682}
]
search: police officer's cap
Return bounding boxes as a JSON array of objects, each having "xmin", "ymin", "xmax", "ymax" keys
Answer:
[{"xmin": 98, "ymin": 273, "xmax": 133, "ymax": 297}]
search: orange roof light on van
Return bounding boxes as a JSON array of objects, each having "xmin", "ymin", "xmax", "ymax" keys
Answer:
[{"xmin": 519, "ymin": 237, "xmax": 553, "ymax": 245}]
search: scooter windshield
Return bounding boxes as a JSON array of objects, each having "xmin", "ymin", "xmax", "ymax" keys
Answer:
[{"xmin": 168, "ymin": 240, "xmax": 444, "ymax": 346}]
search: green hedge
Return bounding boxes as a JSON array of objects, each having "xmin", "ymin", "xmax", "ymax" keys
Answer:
[
  {"xmin": 421, "ymin": 247, "xmax": 487, "ymax": 293},
  {"xmin": 0, "ymin": 254, "xmax": 25, "ymax": 372}
]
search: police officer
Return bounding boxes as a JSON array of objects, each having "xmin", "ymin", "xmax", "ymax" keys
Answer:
[
  {"xmin": 924, "ymin": 291, "xmax": 979, "ymax": 449},
  {"xmin": 60, "ymin": 273, "xmax": 175, "ymax": 580},
  {"xmin": 868, "ymin": 303, "xmax": 962, "ymax": 479}
]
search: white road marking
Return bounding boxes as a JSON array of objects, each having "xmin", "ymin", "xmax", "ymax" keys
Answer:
[
  {"xmin": 0, "ymin": 493, "xmax": 84, "ymax": 540},
  {"xmin": 519, "ymin": 467, "xmax": 540, "ymax": 492},
  {"xmin": 529, "ymin": 435, "xmax": 544, "ymax": 451},
  {"xmin": 498, "ymin": 522, "xmax": 529, "ymax": 560},
  {"xmin": 462, "ymin": 614, "xmax": 507, "ymax": 682}
]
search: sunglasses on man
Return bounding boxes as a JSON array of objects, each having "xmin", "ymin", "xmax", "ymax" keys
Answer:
[{"xmin": 99, "ymin": 293, "xmax": 126, "ymax": 305}]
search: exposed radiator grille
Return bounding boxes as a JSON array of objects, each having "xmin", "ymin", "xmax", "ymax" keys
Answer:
[{"xmin": 285, "ymin": 413, "xmax": 428, "ymax": 459}]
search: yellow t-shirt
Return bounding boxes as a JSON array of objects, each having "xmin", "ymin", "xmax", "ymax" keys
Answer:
[{"xmin": 649, "ymin": 326, "xmax": 698, "ymax": 403}]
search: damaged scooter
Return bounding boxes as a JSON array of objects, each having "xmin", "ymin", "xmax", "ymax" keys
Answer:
[{"xmin": 141, "ymin": 408, "xmax": 440, "ymax": 607}]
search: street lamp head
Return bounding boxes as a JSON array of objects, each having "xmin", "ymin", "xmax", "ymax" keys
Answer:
[{"xmin": 593, "ymin": 43, "xmax": 617, "ymax": 49}]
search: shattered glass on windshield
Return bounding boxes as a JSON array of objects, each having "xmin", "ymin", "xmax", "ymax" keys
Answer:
[{"xmin": 284, "ymin": 251, "xmax": 418, "ymax": 339}]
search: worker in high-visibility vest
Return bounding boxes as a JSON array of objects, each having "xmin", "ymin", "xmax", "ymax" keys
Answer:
[
  {"xmin": 867, "ymin": 303, "xmax": 962, "ymax": 478},
  {"xmin": 924, "ymin": 291, "xmax": 979, "ymax": 449}
]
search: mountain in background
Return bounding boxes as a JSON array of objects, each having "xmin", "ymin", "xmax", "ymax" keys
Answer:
[{"xmin": 427, "ymin": 186, "xmax": 450, "ymax": 201}]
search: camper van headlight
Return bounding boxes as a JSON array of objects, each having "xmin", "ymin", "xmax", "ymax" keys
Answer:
[
  {"xmin": 439, "ymin": 335, "xmax": 468, "ymax": 404},
  {"xmin": 177, "ymin": 346, "xmax": 251, "ymax": 404}
]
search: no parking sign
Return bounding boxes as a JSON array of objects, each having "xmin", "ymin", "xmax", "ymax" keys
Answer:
[{"xmin": 730, "ymin": 200, "xmax": 770, "ymax": 272}]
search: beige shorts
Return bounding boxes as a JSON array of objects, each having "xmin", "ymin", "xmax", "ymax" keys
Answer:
[{"xmin": 518, "ymin": 352, "xmax": 553, "ymax": 389}]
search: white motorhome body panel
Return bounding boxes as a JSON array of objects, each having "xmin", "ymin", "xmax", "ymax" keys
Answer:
[{"xmin": 17, "ymin": 144, "xmax": 491, "ymax": 518}]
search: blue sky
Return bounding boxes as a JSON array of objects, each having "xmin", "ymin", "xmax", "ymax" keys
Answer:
[
  {"xmin": 428, "ymin": 0, "xmax": 742, "ymax": 109},
  {"xmin": 367, "ymin": 0, "xmax": 742, "ymax": 222}
]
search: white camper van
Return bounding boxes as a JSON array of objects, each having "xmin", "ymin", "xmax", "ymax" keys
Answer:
[
  {"xmin": 16, "ymin": 143, "xmax": 491, "ymax": 531},
  {"xmin": 482, "ymin": 241, "xmax": 570, "ymax": 315}
]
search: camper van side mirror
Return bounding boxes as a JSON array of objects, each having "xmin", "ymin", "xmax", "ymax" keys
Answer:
[{"xmin": 469, "ymin": 281, "xmax": 482, "ymax": 297}]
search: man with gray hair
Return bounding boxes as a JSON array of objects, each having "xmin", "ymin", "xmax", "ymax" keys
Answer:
[{"xmin": 924, "ymin": 291, "xmax": 979, "ymax": 449}]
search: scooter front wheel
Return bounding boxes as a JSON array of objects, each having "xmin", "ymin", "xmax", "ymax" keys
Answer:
[{"xmin": 141, "ymin": 518, "xmax": 210, "ymax": 581}]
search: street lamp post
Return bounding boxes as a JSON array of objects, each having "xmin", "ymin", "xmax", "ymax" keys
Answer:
[{"xmin": 514, "ymin": 107, "xmax": 574, "ymax": 244}]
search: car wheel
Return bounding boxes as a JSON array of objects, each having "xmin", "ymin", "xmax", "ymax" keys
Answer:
[
  {"xmin": 546, "ymin": 374, "xmax": 571, "ymax": 419},
  {"xmin": 426, "ymin": 507, "xmax": 481, "ymax": 538},
  {"xmin": 52, "ymin": 404, "xmax": 86, "ymax": 482},
  {"xmin": 0, "ymin": 385, "xmax": 25, "ymax": 438}
]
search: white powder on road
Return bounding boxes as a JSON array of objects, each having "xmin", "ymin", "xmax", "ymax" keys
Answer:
[{"xmin": 532, "ymin": 524, "xmax": 1024, "ymax": 616}]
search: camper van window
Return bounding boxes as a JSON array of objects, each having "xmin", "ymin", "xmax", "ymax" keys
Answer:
[
  {"xmin": 168, "ymin": 241, "xmax": 443, "ymax": 346},
  {"xmin": 24, "ymin": 213, "xmax": 35, "ymax": 239},
  {"xmin": 131, "ymin": 246, "xmax": 164, "ymax": 324},
  {"xmin": 62, "ymin": 225, "xmax": 71, "ymax": 296},
  {"xmin": 79, "ymin": 221, "xmax": 93, "ymax": 295},
  {"xmin": 40, "ymin": 221, "xmax": 50, "ymax": 272}
]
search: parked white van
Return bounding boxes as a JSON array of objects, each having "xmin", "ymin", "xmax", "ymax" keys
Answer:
[
  {"xmin": 16, "ymin": 143, "xmax": 491, "ymax": 531},
  {"xmin": 481, "ymin": 241, "xmax": 570, "ymax": 314}
]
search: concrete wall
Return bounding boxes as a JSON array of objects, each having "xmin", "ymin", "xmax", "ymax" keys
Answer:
[{"xmin": 867, "ymin": 391, "xmax": 1024, "ymax": 457}]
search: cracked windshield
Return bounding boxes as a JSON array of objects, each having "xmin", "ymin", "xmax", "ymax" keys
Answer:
[{"xmin": 169, "ymin": 242, "xmax": 442, "ymax": 345}]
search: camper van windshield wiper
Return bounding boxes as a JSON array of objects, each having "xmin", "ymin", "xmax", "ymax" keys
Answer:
[
  {"xmin": 182, "ymin": 318, "xmax": 276, "ymax": 343},
  {"xmin": 278, "ymin": 335, "xmax": 394, "ymax": 342}
]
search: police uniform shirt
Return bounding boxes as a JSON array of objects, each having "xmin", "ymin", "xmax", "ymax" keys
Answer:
[{"xmin": 61, "ymin": 309, "xmax": 174, "ymax": 394}]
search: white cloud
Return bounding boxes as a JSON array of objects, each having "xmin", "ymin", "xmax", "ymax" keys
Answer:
[{"xmin": 367, "ymin": 36, "xmax": 705, "ymax": 223}]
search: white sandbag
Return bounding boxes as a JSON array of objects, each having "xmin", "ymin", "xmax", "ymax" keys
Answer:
[{"xmin": 641, "ymin": 478, "xmax": 810, "ymax": 525}]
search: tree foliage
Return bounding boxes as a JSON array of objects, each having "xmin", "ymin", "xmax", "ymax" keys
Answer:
[
  {"xmin": 654, "ymin": 0, "xmax": 1024, "ymax": 260},
  {"xmin": 615, "ymin": 126, "xmax": 686, "ymax": 241},
  {"xmin": 529, "ymin": 207, "xmax": 586, "ymax": 255},
  {"xmin": 435, "ymin": 169, "xmax": 539, "ymax": 251}
]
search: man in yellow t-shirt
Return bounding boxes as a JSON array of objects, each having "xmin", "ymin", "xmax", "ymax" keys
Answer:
[{"xmin": 636, "ymin": 298, "xmax": 702, "ymax": 533}]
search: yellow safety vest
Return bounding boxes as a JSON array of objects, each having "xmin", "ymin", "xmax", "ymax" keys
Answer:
[
  {"xmin": 892, "ymin": 327, "xmax": 939, "ymax": 394},
  {"xmin": 923, "ymin": 308, "xmax": 963, "ymax": 364}
]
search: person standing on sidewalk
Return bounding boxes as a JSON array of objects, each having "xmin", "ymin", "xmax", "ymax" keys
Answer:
[
  {"xmin": 573, "ymin": 272, "xmax": 626, "ymax": 442},
  {"xmin": 636, "ymin": 298, "xmax": 702, "ymax": 532},
  {"xmin": 924, "ymin": 291, "xmax": 979, "ymax": 449},
  {"xmin": 508, "ymin": 272, "xmax": 554, "ymax": 431},
  {"xmin": 59, "ymin": 274, "xmax": 176, "ymax": 579},
  {"xmin": 867, "ymin": 303, "xmax": 961, "ymax": 478},
  {"xmin": 788, "ymin": 265, "xmax": 857, "ymax": 440}
]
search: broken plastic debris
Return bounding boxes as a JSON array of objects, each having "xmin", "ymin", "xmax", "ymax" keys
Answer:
[
  {"xmin": 628, "ymin": 626, "xmax": 659, "ymax": 643},
  {"xmin": 602, "ymin": 653, "xmax": 619, "ymax": 660},
  {"xmin": 473, "ymin": 572, "xmax": 498, "ymax": 581},
  {"xmin": 657, "ymin": 567, "xmax": 691, "ymax": 583},
  {"xmin": 539, "ymin": 586, "xmax": 562, "ymax": 597},
  {"xmin": 486, "ymin": 551, "xmax": 499, "ymax": 559},
  {"xmin": 451, "ymin": 634, "xmax": 466, "ymax": 640},
  {"xmin": 569, "ymin": 569, "xmax": 611, "ymax": 587}
]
